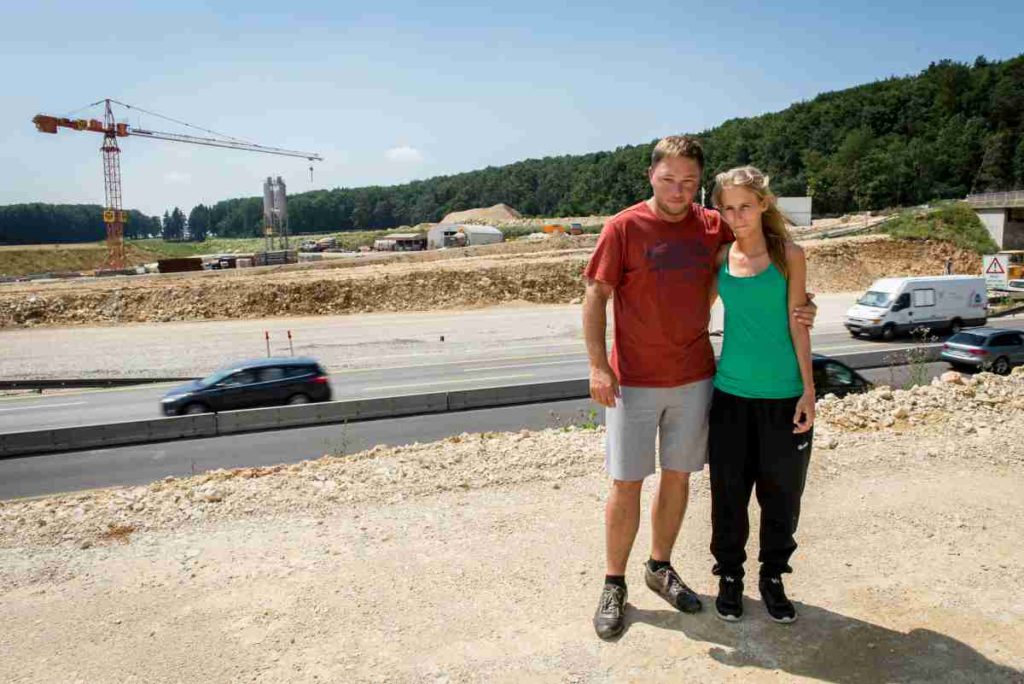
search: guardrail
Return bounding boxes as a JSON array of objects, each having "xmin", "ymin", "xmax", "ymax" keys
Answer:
[
  {"xmin": 0, "ymin": 380, "xmax": 591, "ymax": 458},
  {"xmin": 966, "ymin": 191, "xmax": 1024, "ymax": 209},
  {"xmin": 0, "ymin": 346, "xmax": 969, "ymax": 459}
]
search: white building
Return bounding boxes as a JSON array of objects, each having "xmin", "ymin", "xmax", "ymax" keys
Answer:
[
  {"xmin": 426, "ymin": 224, "xmax": 504, "ymax": 249},
  {"xmin": 777, "ymin": 197, "xmax": 812, "ymax": 226}
]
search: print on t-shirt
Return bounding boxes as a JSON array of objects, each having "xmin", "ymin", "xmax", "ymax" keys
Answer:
[{"xmin": 645, "ymin": 239, "xmax": 713, "ymax": 284}]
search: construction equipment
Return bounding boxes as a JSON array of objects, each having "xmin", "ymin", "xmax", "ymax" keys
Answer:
[{"xmin": 33, "ymin": 99, "xmax": 322, "ymax": 269}]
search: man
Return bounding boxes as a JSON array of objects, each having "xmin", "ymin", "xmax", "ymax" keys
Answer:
[{"xmin": 583, "ymin": 136, "xmax": 816, "ymax": 639}]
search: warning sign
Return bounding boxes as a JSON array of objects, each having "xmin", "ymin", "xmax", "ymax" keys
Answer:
[{"xmin": 983, "ymin": 254, "xmax": 1009, "ymax": 288}]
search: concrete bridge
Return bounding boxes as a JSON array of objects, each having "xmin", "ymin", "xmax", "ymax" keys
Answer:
[{"xmin": 967, "ymin": 191, "xmax": 1024, "ymax": 249}]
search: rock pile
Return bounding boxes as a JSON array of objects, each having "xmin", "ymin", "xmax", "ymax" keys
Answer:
[{"xmin": 818, "ymin": 367, "xmax": 1024, "ymax": 435}]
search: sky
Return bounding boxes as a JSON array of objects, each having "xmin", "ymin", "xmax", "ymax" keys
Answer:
[{"xmin": 1, "ymin": 0, "xmax": 1022, "ymax": 217}]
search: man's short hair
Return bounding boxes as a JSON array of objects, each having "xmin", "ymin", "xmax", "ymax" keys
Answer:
[{"xmin": 651, "ymin": 136, "xmax": 704, "ymax": 170}]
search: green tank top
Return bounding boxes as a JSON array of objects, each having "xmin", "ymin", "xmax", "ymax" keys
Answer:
[{"xmin": 713, "ymin": 255, "xmax": 804, "ymax": 399}]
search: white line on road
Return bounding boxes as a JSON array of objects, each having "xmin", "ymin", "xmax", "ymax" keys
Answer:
[
  {"xmin": 468, "ymin": 359, "xmax": 587, "ymax": 372},
  {"xmin": 371, "ymin": 374, "xmax": 535, "ymax": 392},
  {"xmin": 0, "ymin": 401, "xmax": 86, "ymax": 413}
]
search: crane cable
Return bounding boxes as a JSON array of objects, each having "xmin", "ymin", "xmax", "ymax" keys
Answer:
[
  {"xmin": 108, "ymin": 99, "xmax": 258, "ymax": 146},
  {"xmin": 60, "ymin": 99, "xmax": 106, "ymax": 119}
]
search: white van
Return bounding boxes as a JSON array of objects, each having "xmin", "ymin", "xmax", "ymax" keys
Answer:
[{"xmin": 845, "ymin": 276, "xmax": 988, "ymax": 340}]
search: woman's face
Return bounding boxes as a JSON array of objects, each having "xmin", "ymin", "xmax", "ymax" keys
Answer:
[{"xmin": 718, "ymin": 186, "xmax": 766, "ymax": 239}]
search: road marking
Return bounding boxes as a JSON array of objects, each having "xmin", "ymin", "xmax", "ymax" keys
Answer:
[
  {"xmin": 468, "ymin": 359, "xmax": 587, "ymax": 372},
  {"xmin": 337, "ymin": 349, "xmax": 588, "ymax": 375},
  {"xmin": 371, "ymin": 374, "xmax": 535, "ymax": 392},
  {"xmin": 0, "ymin": 401, "xmax": 86, "ymax": 413},
  {"xmin": 815, "ymin": 342, "xmax": 935, "ymax": 354}
]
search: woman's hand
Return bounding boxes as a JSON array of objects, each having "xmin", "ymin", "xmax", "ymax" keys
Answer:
[{"xmin": 793, "ymin": 390, "xmax": 815, "ymax": 434}]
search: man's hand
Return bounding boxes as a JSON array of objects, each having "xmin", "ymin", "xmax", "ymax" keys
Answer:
[
  {"xmin": 590, "ymin": 364, "xmax": 620, "ymax": 408},
  {"xmin": 792, "ymin": 292, "xmax": 817, "ymax": 329}
]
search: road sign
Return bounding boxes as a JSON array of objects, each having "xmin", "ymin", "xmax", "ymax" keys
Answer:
[{"xmin": 983, "ymin": 254, "xmax": 1009, "ymax": 288}]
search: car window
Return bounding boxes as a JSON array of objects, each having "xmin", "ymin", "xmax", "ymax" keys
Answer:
[
  {"xmin": 284, "ymin": 366, "xmax": 315, "ymax": 378},
  {"xmin": 988, "ymin": 333, "xmax": 1020, "ymax": 347},
  {"xmin": 912, "ymin": 289, "xmax": 935, "ymax": 307},
  {"xmin": 949, "ymin": 333, "xmax": 986, "ymax": 346},
  {"xmin": 824, "ymin": 362, "xmax": 856, "ymax": 386},
  {"xmin": 258, "ymin": 367, "xmax": 287, "ymax": 382},
  {"xmin": 218, "ymin": 370, "xmax": 256, "ymax": 387}
]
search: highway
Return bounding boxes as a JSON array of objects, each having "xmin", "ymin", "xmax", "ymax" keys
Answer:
[
  {"xmin": 0, "ymin": 361, "xmax": 952, "ymax": 501},
  {"xmin": 3, "ymin": 324, "xmax": 1018, "ymax": 434}
]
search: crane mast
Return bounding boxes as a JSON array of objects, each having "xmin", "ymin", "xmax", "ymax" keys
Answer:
[{"xmin": 32, "ymin": 99, "xmax": 322, "ymax": 269}]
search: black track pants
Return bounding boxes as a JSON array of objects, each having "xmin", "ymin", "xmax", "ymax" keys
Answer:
[{"xmin": 709, "ymin": 388, "xmax": 812, "ymax": 579}]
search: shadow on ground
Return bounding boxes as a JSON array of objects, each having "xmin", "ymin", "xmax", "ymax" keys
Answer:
[{"xmin": 626, "ymin": 600, "xmax": 1023, "ymax": 683}]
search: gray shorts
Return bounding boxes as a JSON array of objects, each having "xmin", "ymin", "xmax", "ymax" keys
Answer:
[{"xmin": 605, "ymin": 379, "xmax": 713, "ymax": 481}]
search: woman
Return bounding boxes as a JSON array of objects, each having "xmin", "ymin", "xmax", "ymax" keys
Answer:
[{"xmin": 708, "ymin": 166, "xmax": 814, "ymax": 624}]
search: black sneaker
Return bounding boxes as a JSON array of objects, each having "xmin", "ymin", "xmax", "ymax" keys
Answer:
[
  {"xmin": 715, "ymin": 575, "xmax": 743, "ymax": 622},
  {"xmin": 593, "ymin": 583, "xmax": 628, "ymax": 640},
  {"xmin": 644, "ymin": 564, "xmax": 702, "ymax": 613},
  {"xmin": 759, "ymin": 575, "xmax": 797, "ymax": 624}
]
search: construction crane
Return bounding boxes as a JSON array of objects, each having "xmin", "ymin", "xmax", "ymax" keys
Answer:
[{"xmin": 33, "ymin": 98, "xmax": 322, "ymax": 269}]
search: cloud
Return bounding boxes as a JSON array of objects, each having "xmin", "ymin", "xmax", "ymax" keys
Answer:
[
  {"xmin": 384, "ymin": 146, "xmax": 423, "ymax": 163},
  {"xmin": 163, "ymin": 171, "xmax": 192, "ymax": 184}
]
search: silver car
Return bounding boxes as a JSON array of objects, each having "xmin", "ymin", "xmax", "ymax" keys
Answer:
[{"xmin": 941, "ymin": 328, "xmax": 1024, "ymax": 375}]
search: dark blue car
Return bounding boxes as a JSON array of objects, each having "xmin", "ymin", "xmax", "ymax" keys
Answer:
[{"xmin": 161, "ymin": 357, "xmax": 332, "ymax": 415}]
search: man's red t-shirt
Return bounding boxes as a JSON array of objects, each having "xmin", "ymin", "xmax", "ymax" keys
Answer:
[{"xmin": 584, "ymin": 201, "xmax": 733, "ymax": 388}]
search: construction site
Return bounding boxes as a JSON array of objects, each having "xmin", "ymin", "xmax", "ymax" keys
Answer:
[{"xmin": 3, "ymin": 90, "xmax": 1023, "ymax": 684}]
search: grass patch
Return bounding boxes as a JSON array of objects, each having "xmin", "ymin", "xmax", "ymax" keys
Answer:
[{"xmin": 880, "ymin": 202, "xmax": 998, "ymax": 254}]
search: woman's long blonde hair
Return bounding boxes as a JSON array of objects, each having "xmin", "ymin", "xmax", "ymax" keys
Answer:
[{"xmin": 711, "ymin": 166, "xmax": 792, "ymax": 279}]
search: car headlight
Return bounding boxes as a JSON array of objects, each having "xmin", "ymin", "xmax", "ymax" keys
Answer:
[{"xmin": 871, "ymin": 319, "xmax": 881, "ymax": 324}]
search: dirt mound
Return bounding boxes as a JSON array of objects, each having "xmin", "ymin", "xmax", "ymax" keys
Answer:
[
  {"xmin": 0, "ymin": 234, "xmax": 983, "ymax": 328},
  {"xmin": 441, "ymin": 203, "xmax": 522, "ymax": 224},
  {"xmin": 804, "ymin": 235, "xmax": 979, "ymax": 292}
]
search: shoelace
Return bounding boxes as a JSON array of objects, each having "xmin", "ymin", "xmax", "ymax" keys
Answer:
[
  {"xmin": 600, "ymin": 586, "xmax": 624, "ymax": 616},
  {"xmin": 665, "ymin": 569, "xmax": 687, "ymax": 593}
]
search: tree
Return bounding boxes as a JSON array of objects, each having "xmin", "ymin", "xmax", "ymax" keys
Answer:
[
  {"xmin": 162, "ymin": 207, "xmax": 186, "ymax": 241},
  {"xmin": 187, "ymin": 204, "xmax": 211, "ymax": 241},
  {"xmin": 973, "ymin": 130, "xmax": 1016, "ymax": 193}
]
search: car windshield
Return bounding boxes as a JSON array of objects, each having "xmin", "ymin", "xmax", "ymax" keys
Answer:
[
  {"xmin": 948, "ymin": 333, "xmax": 987, "ymax": 347},
  {"xmin": 1009, "ymin": 280, "xmax": 1024, "ymax": 288},
  {"xmin": 857, "ymin": 291, "xmax": 893, "ymax": 308}
]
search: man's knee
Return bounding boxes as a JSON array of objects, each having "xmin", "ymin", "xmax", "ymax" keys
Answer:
[
  {"xmin": 610, "ymin": 478, "xmax": 644, "ymax": 495},
  {"xmin": 660, "ymin": 468, "xmax": 692, "ymax": 485}
]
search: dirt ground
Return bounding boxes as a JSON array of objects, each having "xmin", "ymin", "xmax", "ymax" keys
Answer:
[
  {"xmin": 1, "ymin": 371, "xmax": 1021, "ymax": 683},
  {"xmin": 0, "ymin": 234, "xmax": 980, "ymax": 329}
]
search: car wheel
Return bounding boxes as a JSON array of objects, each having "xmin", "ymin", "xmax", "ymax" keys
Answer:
[
  {"xmin": 882, "ymin": 324, "xmax": 896, "ymax": 341},
  {"xmin": 992, "ymin": 356, "xmax": 1011, "ymax": 376},
  {"xmin": 183, "ymin": 403, "xmax": 208, "ymax": 415},
  {"xmin": 949, "ymin": 318, "xmax": 963, "ymax": 335},
  {"xmin": 287, "ymin": 393, "xmax": 311, "ymax": 405},
  {"xmin": 849, "ymin": 330, "xmax": 860, "ymax": 338}
]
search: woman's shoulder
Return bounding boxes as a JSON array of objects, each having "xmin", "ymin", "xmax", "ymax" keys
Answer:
[
  {"xmin": 783, "ymin": 240, "xmax": 804, "ymax": 261},
  {"xmin": 714, "ymin": 242, "xmax": 731, "ymax": 268}
]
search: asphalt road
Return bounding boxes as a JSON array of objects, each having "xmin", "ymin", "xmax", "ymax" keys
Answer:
[
  {"xmin": 0, "ymin": 361, "xmax": 958, "ymax": 500},
  {"xmin": 4, "ymin": 323, "xmax": 1017, "ymax": 434}
]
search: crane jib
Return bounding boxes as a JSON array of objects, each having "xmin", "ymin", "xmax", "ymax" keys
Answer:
[{"xmin": 32, "ymin": 114, "xmax": 322, "ymax": 161}]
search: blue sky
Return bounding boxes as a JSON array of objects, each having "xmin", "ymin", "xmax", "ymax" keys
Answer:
[{"xmin": 2, "ymin": 0, "xmax": 1022, "ymax": 216}]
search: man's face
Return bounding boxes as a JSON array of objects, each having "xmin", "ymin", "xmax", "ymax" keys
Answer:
[{"xmin": 648, "ymin": 156, "xmax": 702, "ymax": 218}]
